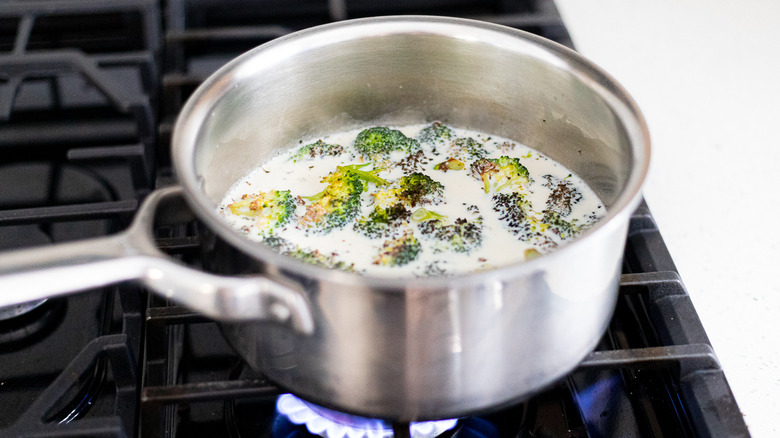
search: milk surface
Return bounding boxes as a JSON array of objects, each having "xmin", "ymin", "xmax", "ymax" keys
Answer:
[{"xmin": 218, "ymin": 124, "xmax": 604, "ymax": 277}]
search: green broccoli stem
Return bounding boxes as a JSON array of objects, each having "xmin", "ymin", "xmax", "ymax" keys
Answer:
[
  {"xmin": 495, "ymin": 177, "xmax": 519, "ymax": 192},
  {"xmin": 411, "ymin": 208, "xmax": 447, "ymax": 223},
  {"xmin": 337, "ymin": 164, "xmax": 388, "ymax": 186},
  {"xmin": 303, "ymin": 163, "xmax": 387, "ymax": 201},
  {"xmin": 302, "ymin": 189, "xmax": 328, "ymax": 202},
  {"xmin": 481, "ymin": 175, "xmax": 491, "ymax": 193}
]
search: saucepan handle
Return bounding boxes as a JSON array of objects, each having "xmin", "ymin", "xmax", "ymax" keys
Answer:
[{"xmin": 0, "ymin": 187, "xmax": 314, "ymax": 334}]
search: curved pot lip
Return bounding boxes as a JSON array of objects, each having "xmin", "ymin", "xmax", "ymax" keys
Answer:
[{"xmin": 171, "ymin": 15, "xmax": 651, "ymax": 290}]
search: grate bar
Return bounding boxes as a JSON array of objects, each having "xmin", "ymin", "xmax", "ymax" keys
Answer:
[
  {"xmin": 0, "ymin": 50, "xmax": 153, "ymax": 117},
  {"xmin": 141, "ymin": 379, "xmax": 281, "ymax": 404},
  {"xmin": 154, "ymin": 236, "xmax": 201, "ymax": 253},
  {"xmin": 0, "ymin": 200, "xmax": 138, "ymax": 225},
  {"xmin": 0, "ymin": 0, "xmax": 159, "ymax": 16},
  {"xmin": 145, "ymin": 305, "xmax": 207, "ymax": 325},
  {"xmin": 165, "ymin": 25, "xmax": 293, "ymax": 42},
  {"xmin": 67, "ymin": 144, "xmax": 146, "ymax": 160},
  {"xmin": 580, "ymin": 343, "xmax": 720, "ymax": 377},
  {"xmin": 620, "ymin": 271, "xmax": 684, "ymax": 293},
  {"xmin": 162, "ymin": 72, "xmax": 208, "ymax": 87},
  {"xmin": 0, "ymin": 119, "xmax": 139, "ymax": 147},
  {"xmin": 13, "ymin": 14, "xmax": 34, "ymax": 55}
]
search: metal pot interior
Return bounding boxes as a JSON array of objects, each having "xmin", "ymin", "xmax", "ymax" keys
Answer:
[{"xmin": 173, "ymin": 16, "xmax": 649, "ymax": 261}]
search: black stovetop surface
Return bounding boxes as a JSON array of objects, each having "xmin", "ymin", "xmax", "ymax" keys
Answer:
[{"xmin": 0, "ymin": 1, "xmax": 748, "ymax": 437}]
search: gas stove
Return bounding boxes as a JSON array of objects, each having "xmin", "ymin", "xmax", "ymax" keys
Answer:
[{"xmin": 0, "ymin": 1, "xmax": 749, "ymax": 437}]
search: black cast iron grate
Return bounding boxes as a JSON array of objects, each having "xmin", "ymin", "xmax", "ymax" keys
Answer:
[
  {"xmin": 0, "ymin": 0, "xmax": 159, "ymax": 200},
  {"xmin": 0, "ymin": 1, "xmax": 159, "ymax": 436}
]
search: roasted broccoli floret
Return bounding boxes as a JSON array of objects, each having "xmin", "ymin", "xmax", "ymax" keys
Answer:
[
  {"xmin": 354, "ymin": 127, "xmax": 421, "ymax": 159},
  {"xmin": 541, "ymin": 210, "xmax": 581, "ymax": 239},
  {"xmin": 397, "ymin": 172, "xmax": 444, "ymax": 207},
  {"xmin": 471, "ymin": 156, "xmax": 531, "ymax": 193},
  {"xmin": 421, "ymin": 261, "xmax": 449, "ymax": 277},
  {"xmin": 291, "ymin": 139, "xmax": 344, "ymax": 161},
  {"xmin": 354, "ymin": 203, "xmax": 411, "ymax": 239},
  {"xmin": 493, "ymin": 192, "xmax": 564, "ymax": 251},
  {"xmin": 433, "ymin": 157, "xmax": 465, "ymax": 172},
  {"xmin": 371, "ymin": 172, "xmax": 444, "ymax": 209},
  {"xmin": 227, "ymin": 190, "xmax": 296, "ymax": 231},
  {"xmin": 261, "ymin": 234, "xmax": 295, "ymax": 252},
  {"xmin": 492, "ymin": 192, "xmax": 532, "ymax": 235},
  {"xmin": 301, "ymin": 164, "xmax": 387, "ymax": 232},
  {"xmin": 417, "ymin": 122, "xmax": 454, "ymax": 145},
  {"xmin": 285, "ymin": 247, "xmax": 355, "ymax": 272},
  {"xmin": 448, "ymin": 137, "xmax": 488, "ymax": 161},
  {"xmin": 373, "ymin": 231, "xmax": 421, "ymax": 267},
  {"xmin": 542, "ymin": 174, "xmax": 583, "ymax": 217},
  {"xmin": 418, "ymin": 217, "xmax": 483, "ymax": 254},
  {"xmin": 396, "ymin": 150, "xmax": 430, "ymax": 174},
  {"xmin": 263, "ymin": 235, "xmax": 355, "ymax": 271}
]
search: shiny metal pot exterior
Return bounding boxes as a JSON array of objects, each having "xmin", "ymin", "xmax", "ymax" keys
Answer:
[
  {"xmin": 215, "ymin": 232, "xmax": 626, "ymax": 420},
  {"xmin": 0, "ymin": 16, "xmax": 650, "ymax": 421},
  {"xmin": 177, "ymin": 17, "xmax": 649, "ymax": 420}
]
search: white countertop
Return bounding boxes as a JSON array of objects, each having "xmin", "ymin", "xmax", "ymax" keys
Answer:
[{"xmin": 554, "ymin": 1, "xmax": 780, "ymax": 436}]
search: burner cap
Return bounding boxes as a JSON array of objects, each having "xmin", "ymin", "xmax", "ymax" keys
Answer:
[{"xmin": 277, "ymin": 394, "xmax": 458, "ymax": 438}]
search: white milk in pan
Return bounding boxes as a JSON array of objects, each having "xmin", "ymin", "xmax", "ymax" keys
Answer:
[{"xmin": 218, "ymin": 123, "xmax": 605, "ymax": 278}]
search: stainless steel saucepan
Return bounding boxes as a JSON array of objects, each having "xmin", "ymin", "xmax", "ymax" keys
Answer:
[{"xmin": 0, "ymin": 16, "xmax": 650, "ymax": 421}]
